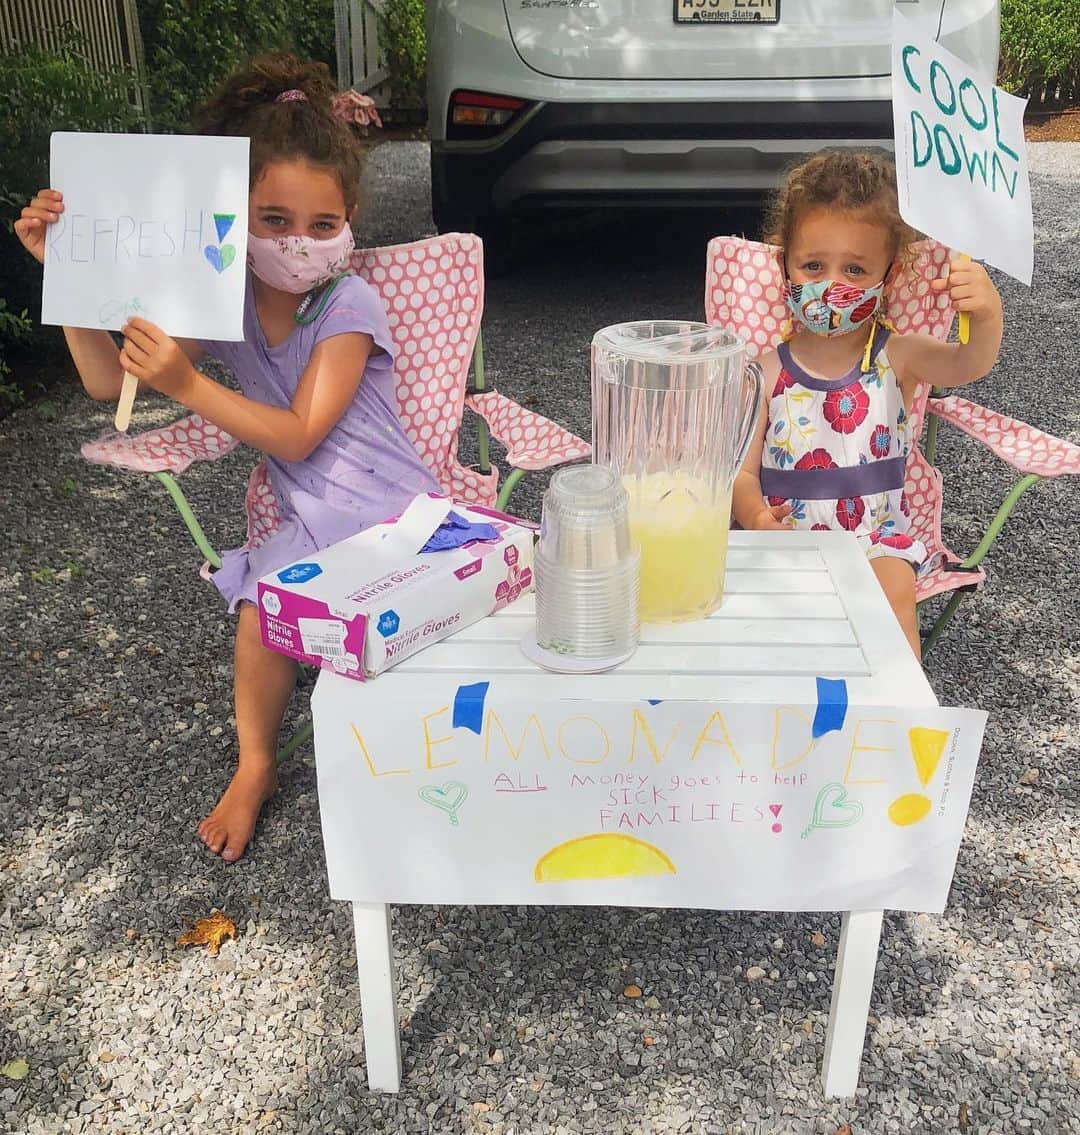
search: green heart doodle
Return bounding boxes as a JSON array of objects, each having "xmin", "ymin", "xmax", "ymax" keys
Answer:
[
  {"xmin": 801, "ymin": 782, "xmax": 863, "ymax": 838},
  {"xmin": 418, "ymin": 780, "xmax": 468, "ymax": 826}
]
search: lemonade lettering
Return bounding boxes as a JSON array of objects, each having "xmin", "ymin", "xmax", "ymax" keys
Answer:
[{"xmin": 349, "ymin": 702, "xmax": 880, "ymax": 782}]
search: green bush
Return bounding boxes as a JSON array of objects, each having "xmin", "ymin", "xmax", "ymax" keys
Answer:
[
  {"xmin": 138, "ymin": 0, "xmax": 336, "ymax": 135},
  {"xmin": 379, "ymin": 0, "xmax": 427, "ymax": 110},
  {"xmin": 1000, "ymin": 0, "xmax": 1080, "ymax": 102},
  {"xmin": 0, "ymin": 28, "xmax": 145, "ymax": 220},
  {"xmin": 0, "ymin": 300, "xmax": 33, "ymax": 411},
  {"xmin": 0, "ymin": 28, "xmax": 146, "ymax": 412}
]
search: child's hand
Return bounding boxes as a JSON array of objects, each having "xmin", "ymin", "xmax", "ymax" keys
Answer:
[
  {"xmin": 931, "ymin": 259, "xmax": 1003, "ymax": 324},
  {"xmin": 120, "ymin": 318, "xmax": 196, "ymax": 400},
  {"xmin": 14, "ymin": 189, "xmax": 64, "ymax": 264},
  {"xmin": 749, "ymin": 502, "xmax": 792, "ymax": 531}
]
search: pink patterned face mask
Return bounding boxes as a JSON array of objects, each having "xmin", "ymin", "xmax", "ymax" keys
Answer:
[
  {"xmin": 246, "ymin": 224, "xmax": 355, "ymax": 294},
  {"xmin": 783, "ymin": 277, "xmax": 885, "ymax": 336}
]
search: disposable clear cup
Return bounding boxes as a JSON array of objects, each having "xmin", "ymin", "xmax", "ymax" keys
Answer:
[
  {"xmin": 539, "ymin": 465, "xmax": 633, "ymax": 571},
  {"xmin": 535, "ymin": 550, "xmax": 640, "ymax": 660}
]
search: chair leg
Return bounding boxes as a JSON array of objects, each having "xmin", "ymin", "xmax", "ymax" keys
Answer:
[
  {"xmin": 919, "ymin": 588, "xmax": 972, "ymax": 656},
  {"xmin": 957, "ymin": 473, "xmax": 1042, "ymax": 572},
  {"xmin": 277, "ymin": 717, "xmax": 314, "ymax": 762},
  {"xmin": 918, "ymin": 473, "xmax": 1042, "ymax": 655},
  {"xmin": 495, "ymin": 467, "xmax": 528, "ymax": 512},
  {"xmin": 153, "ymin": 472, "xmax": 317, "ymax": 760},
  {"xmin": 154, "ymin": 471, "xmax": 222, "ymax": 569}
]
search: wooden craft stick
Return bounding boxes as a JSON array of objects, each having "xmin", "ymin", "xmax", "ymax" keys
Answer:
[
  {"xmin": 115, "ymin": 372, "xmax": 138, "ymax": 432},
  {"xmin": 957, "ymin": 253, "xmax": 971, "ymax": 345}
]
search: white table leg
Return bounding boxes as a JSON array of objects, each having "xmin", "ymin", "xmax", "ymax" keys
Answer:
[
  {"xmin": 352, "ymin": 901, "xmax": 402, "ymax": 1092},
  {"xmin": 821, "ymin": 908, "xmax": 884, "ymax": 1098}
]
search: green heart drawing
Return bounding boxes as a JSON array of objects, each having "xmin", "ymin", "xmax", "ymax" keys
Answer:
[
  {"xmin": 418, "ymin": 780, "xmax": 468, "ymax": 826},
  {"xmin": 801, "ymin": 782, "xmax": 863, "ymax": 838}
]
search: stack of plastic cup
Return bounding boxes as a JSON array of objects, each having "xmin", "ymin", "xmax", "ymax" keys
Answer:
[{"xmin": 521, "ymin": 465, "xmax": 641, "ymax": 672}]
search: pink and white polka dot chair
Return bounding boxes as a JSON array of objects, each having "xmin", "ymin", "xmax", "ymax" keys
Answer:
[
  {"xmin": 705, "ymin": 235, "xmax": 1080, "ymax": 653},
  {"xmin": 81, "ymin": 232, "xmax": 590, "ymax": 574}
]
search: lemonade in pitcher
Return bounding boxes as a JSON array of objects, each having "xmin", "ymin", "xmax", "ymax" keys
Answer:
[
  {"xmin": 625, "ymin": 472, "xmax": 732, "ymax": 622},
  {"xmin": 592, "ymin": 320, "xmax": 761, "ymax": 623}
]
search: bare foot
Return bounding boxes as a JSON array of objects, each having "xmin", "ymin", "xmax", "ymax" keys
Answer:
[{"xmin": 197, "ymin": 761, "xmax": 278, "ymax": 863}]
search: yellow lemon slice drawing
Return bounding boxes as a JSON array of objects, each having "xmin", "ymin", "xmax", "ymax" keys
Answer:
[{"xmin": 534, "ymin": 833, "xmax": 677, "ymax": 883}]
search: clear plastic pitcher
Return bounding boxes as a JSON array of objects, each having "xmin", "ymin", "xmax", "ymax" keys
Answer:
[{"xmin": 591, "ymin": 321, "xmax": 763, "ymax": 623}]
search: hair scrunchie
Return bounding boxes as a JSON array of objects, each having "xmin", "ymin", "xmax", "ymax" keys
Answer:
[{"xmin": 331, "ymin": 89, "xmax": 383, "ymax": 130}]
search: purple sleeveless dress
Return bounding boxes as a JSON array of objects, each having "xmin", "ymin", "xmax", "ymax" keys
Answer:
[{"xmin": 199, "ymin": 273, "xmax": 441, "ymax": 611}]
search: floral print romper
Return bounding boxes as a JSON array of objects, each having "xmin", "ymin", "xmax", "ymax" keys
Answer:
[{"xmin": 760, "ymin": 325, "xmax": 928, "ymax": 570}]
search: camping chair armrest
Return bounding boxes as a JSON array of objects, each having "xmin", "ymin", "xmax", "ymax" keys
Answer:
[
  {"xmin": 955, "ymin": 472, "xmax": 1043, "ymax": 573},
  {"xmin": 465, "ymin": 390, "xmax": 591, "ymax": 471},
  {"xmin": 80, "ymin": 413, "xmax": 240, "ymax": 474},
  {"xmin": 925, "ymin": 396, "xmax": 1075, "ymax": 574},
  {"xmin": 926, "ymin": 395, "xmax": 1080, "ymax": 478}
]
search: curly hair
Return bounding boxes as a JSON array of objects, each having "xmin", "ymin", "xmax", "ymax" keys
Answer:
[
  {"xmin": 765, "ymin": 150, "xmax": 920, "ymax": 264},
  {"xmin": 192, "ymin": 52, "xmax": 364, "ymax": 211}
]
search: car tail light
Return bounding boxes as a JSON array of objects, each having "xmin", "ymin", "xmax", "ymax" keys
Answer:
[{"xmin": 450, "ymin": 90, "xmax": 528, "ymax": 131}]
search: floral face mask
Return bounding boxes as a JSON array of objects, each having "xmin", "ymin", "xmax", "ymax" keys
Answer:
[
  {"xmin": 784, "ymin": 278, "xmax": 886, "ymax": 337},
  {"xmin": 246, "ymin": 224, "xmax": 355, "ymax": 294}
]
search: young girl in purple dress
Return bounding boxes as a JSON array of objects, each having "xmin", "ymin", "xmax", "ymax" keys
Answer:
[
  {"xmin": 731, "ymin": 150, "xmax": 1004, "ymax": 658},
  {"xmin": 16, "ymin": 54, "xmax": 440, "ymax": 862}
]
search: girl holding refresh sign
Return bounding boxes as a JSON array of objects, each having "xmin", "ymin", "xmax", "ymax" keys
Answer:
[
  {"xmin": 731, "ymin": 150, "xmax": 1004, "ymax": 659},
  {"xmin": 15, "ymin": 54, "xmax": 440, "ymax": 863}
]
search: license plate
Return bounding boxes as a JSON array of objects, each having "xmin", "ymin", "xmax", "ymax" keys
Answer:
[{"xmin": 674, "ymin": 0, "xmax": 779, "ymax": 24}]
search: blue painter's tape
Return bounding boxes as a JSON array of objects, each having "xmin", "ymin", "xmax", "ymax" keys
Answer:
[
  {"xmin": 647, "ymin": 699, "xmax": 664, "ymax": 706},
  {"xmin": 452, "ymin": 681, "xmax": 490, "ymax": 735},
  {"xmin": 812, "ymin": 677, "xmax": 848, "ymax": 739}
]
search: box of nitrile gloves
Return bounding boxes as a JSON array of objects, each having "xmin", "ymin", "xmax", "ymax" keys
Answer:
[{"xmin": 256, "ymin": 494, "xmax": 534, "ymax": 681}]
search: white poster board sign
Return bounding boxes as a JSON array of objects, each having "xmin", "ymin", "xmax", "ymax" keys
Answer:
[
  {"xmin": 314, "ymin": 678, "xmax": 987, "ymax": 914},
  {"xmin": 891, "ymin": 8, "xmax": 1033, "ymax": 285},
  {"xmin": 42, "ymin": 132, "xmax": 250, "ymax": 340}
]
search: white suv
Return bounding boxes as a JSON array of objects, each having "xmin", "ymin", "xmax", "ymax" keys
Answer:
[{"xmin": 427, "ymin": 0, "xmax": 999, "ymax": 261}]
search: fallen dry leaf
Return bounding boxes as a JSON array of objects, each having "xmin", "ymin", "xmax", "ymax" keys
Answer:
[
  {"xmin": 176, "ymin": 910, "xmax": 238, "ymax": 956},
  {"xmin": 643, "ymin": 1036, "xmax": 656, "ymax": 1047},
  {"xmin": 834, "ymin": 1125, "xmax": 853, "ymax": 1135},
  {"xmin": 1, "ymin": 1058, "xmax": 29, "ymax": 1081},
  {"xmin": 98, "ymin": 1051, "xmax": 116, "ymax": 1064},
  {"xmin": 1019, "ymin": 768, "xmax": 1040, "ymax": 785},
  {"xmin": 958, "ymin": 1102, "xmax": 971, "ymax": 1131},
  {"xmin": 623, "ymin": 984, "xmax": 643, "ymax": 998},
  {"xmin": 473, "ymin": 1102, "xmax": 492, "ymax": 1113},
  {"xmin": 811, "ymin": 931, "xmax": 827, "ymax": 947}
]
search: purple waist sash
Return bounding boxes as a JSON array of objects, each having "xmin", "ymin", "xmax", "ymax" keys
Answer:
[{"xmin": 760, "ymin": 455, "xmax": 906, "ymax": 501}]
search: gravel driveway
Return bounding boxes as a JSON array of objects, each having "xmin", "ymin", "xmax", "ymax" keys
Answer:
[{"xmin": 1, "ymin": 143, "xmax": 1077, "ymax": 1135}]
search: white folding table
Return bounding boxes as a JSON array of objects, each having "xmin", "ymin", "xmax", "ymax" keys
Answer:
[{"xmin": 311, "ymin": 531, "xmax": 936, "ymax": 1097}]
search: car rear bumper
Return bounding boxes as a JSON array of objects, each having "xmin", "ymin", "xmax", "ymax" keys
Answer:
[{"xmin": 431, "ymin": 98, "xmax": 894, "ymax": 218}]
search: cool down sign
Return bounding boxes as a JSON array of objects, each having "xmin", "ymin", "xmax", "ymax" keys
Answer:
[
  {"xmin": 899, "ymin": 43, "xmax": 1020, "ymax": 196},
  {"xmin": 891, "ymin": 10, "xmax": 1033, "ymax": 285}
]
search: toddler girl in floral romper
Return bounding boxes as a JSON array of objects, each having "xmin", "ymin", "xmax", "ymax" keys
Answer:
[{"xmin": 732, "ymin": 150, "xmax": 1004, "ymax": 657}]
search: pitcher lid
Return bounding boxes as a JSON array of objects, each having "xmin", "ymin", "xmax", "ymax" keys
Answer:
[{"xmin": 592, "ymin": 320, "xmax": 746, "ymax": 365}]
